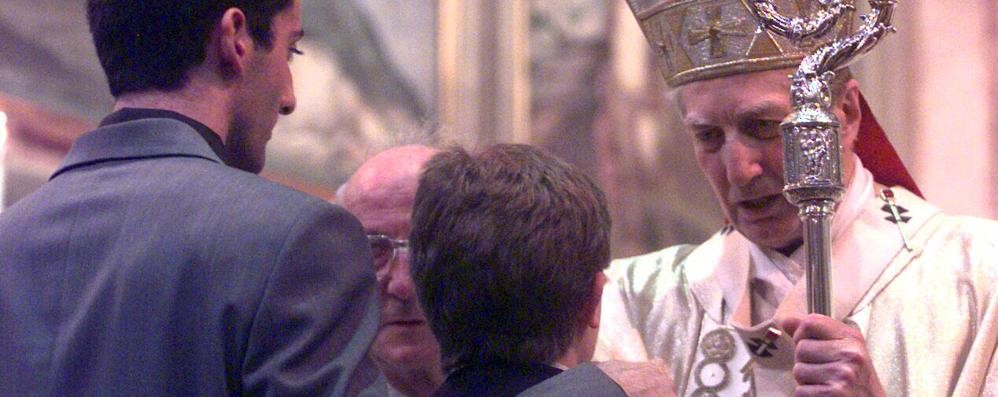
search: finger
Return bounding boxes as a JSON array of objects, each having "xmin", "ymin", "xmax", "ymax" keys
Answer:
[
  {"xmin": 797, "ymin": 340, "xmax": 871, "ymax": 372},
  {"xmin": 794, "ymin": 339, "xmax": 847, "ymax": 364},
  {"xmin": 790, "ymin": 314, "xmax": 862, "ymax": 343},
  {"xmin": 793, "ymin": 361, "xmax": 859, "ymax": 387},
  {"xmin": 794, "ymin": 384, "xmax": 849, "ymax": 397},
  {"xmin": 792, "ymin": 362, "xmax": 827, "ymax": 385},
  {"xmin": 778, "ymin": 316, "xmax": 804, "ymax": 337}
]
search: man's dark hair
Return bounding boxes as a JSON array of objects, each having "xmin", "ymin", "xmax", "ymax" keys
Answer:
[
  {"xmin": 410, "ymin": 144, "xmax": 611, "ymax": 370},
  {"xmin": 86, "ymin": 0, "xmax": 292, "ymax": 97}
]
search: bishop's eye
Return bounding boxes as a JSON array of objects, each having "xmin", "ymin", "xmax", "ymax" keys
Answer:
[
  {"xmin": 693, "ymin": 128, "xmax": 724, "ymax": 153},
  {"xmin": 743, "ymin": 119, "xmax": 782, "ymax": 140}
]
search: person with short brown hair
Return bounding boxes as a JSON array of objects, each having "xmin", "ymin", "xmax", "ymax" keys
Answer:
[{"xmin": 410, "ymin": 144, "xmax": 613, "ymax": 396}]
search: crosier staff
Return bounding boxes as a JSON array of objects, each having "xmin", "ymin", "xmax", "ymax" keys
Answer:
[{"xmin": 745, "ymin": 0, "xmax": 898, "ymax": 315}]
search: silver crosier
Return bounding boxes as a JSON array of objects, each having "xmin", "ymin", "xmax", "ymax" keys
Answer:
[{"xmin": 745, "ymin": 0, "xmax": 898, "ymax": 315}]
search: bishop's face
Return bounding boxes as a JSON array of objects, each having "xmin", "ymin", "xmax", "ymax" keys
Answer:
[
  {"xmin": 678, "ymin": 69, "xmax": 803, "ymax": 251},
  {"xmin": 678, "ymin": 68, "xmax": 859, "ymax": 252}
]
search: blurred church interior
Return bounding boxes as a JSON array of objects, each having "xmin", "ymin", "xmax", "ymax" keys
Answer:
[{"xmin": 1, "ymin": 0, "xmax": 995, "ymax": 256}]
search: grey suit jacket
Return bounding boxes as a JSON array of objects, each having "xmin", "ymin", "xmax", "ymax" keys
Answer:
[
  {"xmin": 518, "ymin": 363, "xmax": 627, "ymax": 397},
  {"xmin": 0, "ymin": 119, "xmax": 381, "ymax": 396}
]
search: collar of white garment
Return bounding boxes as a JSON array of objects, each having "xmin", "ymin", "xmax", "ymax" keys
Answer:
[
  {"xmin": 684, "ymin": 156, "xmax": 939, "ymax": 324},
  {"xmin": 739, "ymin": 163, "xmax": 873, "ymax": 295}
]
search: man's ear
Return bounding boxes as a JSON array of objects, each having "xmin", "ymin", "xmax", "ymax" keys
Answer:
[
  {"xmin": 587, "ymin": 271, "xmax": 609, "ymax": 329},
  {"xmin": 837, "ymin": 78, "xmax": 862, "ymax": 152},
  {"xmin": 214, "ymin": 8, "xmax": 252, "ymax": 78}
]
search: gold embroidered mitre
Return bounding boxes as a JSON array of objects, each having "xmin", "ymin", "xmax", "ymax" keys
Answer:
[{"xmin": 626, "ymin": 0, "xmax": 855, "ymax": 86}]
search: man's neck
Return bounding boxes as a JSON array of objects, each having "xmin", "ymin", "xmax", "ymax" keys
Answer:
[
  {"xmin": 386, "ymin": 366, "xmax": 443, "ymax": 397},
  {"xmin": 775, "ymin": 239, "xmax": 803, "ymax": 257},
  {"xmin": 113, "ymin": 83, "xmax": 230, "ymax": 143},
  {"xmin": 552, "ymin": 346, "xmax": 585, "ymax": 370},
  {"xmin": 768, "ymin": 153, "xmax": 858, "ymax": 258}
]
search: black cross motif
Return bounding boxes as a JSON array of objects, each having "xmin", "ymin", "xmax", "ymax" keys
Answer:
[
  {"xmin": 881, "ymin": 204, "xmax": 911, "ymax": 224},
  {"xmin": 880, "ymin": 188, "xmax": 912, "ymax": 224},
  {"xmin": 747, "ymin": 337, "xmax": 777, "ymax": 357},
  {"xmin": 879, "ymin": 188, "xmax": 915, "ymax": 251}
]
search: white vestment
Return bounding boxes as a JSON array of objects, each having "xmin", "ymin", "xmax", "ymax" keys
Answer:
[{"xmin": 596, "ymin": 163, "xmax": 998, "ymax": 396}]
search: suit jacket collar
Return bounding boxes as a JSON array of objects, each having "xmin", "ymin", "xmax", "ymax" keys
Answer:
[
  {"xmin": 99, "ymin": 107, "xmax": 228, "ymax": 163},
  {"xmin": 434, "ymin": 361, "xmax": 563, "ymax": 397},
  {"xmin": 52, "ymin": 118, "xmax": 224, "ymax": 180}
]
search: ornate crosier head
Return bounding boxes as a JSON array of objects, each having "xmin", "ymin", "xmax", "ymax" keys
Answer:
[
  {"xmin": 791, "ymin": 70, "xmax": 835, "ymax": 110},
  {"xmin": 624, "ymin": 0, "xmax": 855, "ymax": 87},
  {"xmin": 747, "ymin": 0, "xmax": 897, "ymax": 109}
]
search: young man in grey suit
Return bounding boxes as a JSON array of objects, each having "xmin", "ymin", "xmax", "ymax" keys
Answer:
[{"xmin": 0, "ymin": 1, "xmax": 380, "ymax": 395}]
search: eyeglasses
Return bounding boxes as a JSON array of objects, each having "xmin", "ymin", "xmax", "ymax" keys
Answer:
[{"xmin": 367, "ymin": 234, "xmax": 409, "ymax": 275}]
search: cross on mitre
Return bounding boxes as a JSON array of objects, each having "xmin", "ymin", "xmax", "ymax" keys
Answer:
[{"xmin": 687, "ymin": 5, "xmax": 750, "ymax": 58}]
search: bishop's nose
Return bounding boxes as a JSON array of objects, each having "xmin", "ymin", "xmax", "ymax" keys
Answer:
[{"xmin": 722, "ymin": 137, "xmax": 764, "ymax": 188}]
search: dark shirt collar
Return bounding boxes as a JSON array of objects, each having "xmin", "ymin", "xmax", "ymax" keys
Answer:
[
  {"xmin": 434, "ymin": 361, "xmax": 563, "ymax": 397},
  {"xmin": 100, "ymin": 108, "xmax": 228, "ymax": 165}
]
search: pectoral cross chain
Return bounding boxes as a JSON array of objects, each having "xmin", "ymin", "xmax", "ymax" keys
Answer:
[{"xmin": 879, "ymin": 188, "xmax": 913, "ymax": 252}]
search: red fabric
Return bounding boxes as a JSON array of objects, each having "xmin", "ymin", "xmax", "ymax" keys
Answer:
[{"xmin": 853, "ymin": 93, "xmax": 923, "ymax": 198}]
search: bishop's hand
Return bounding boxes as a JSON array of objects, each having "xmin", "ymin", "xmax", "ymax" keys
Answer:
[{"xmin": 779, "ymin": 315, "xmax": 887, "ymax": 397}]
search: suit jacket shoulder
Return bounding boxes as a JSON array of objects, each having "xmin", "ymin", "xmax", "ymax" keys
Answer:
[
  {"xmin": 0, "ymin": 118, "xmax": 380, "ymax": 396},
  {"xmin": 517, "ymin": 363, "xmax": 626, "ymax": 397}
]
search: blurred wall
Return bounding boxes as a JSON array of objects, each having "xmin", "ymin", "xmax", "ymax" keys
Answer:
[
  {"xmin": 852, "ymin": 0, "xmax": 998, "ymax": 220},
  {"xmin": 1, "ymin": 0, "xmax": 995, "ymax": 257}
]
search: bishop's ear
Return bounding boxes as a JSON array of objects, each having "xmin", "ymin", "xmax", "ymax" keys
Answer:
[
  {"xmin": 837, "ymin": 78, "xmax": 862, "ymax": 151},
  {"xmin": 214, "ymin": 8, "xmax": 253, "ymax": 77}
]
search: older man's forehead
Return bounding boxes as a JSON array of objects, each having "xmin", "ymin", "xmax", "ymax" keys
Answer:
[
  {"xmin": 342, "ymin": 153, "xmax": 427, "ymax": 203},
  {"xmin": 339, "ymin": 146, "xmax": 438, "ymax": 233},
  {"xmin": 339, "ymin": 181, "xmax": 414, "ymax": 239},
  {"xmin": 348, "ymin": 189, "xmax": 414, "ymax": 236},
  {"xmin": 350, "ymin": 147, "xmax": 438, "ymax": 187},
  {"xmin": 348, "ymin": 165, "xmax": 418, "ymax": 204},
  {"xmin": 679, "ymin": 69, "xmax": 792, "ymax": 115},
  {"xmin": 359, "ymin": 181, "xmax": 417, "ymax": 207}
]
